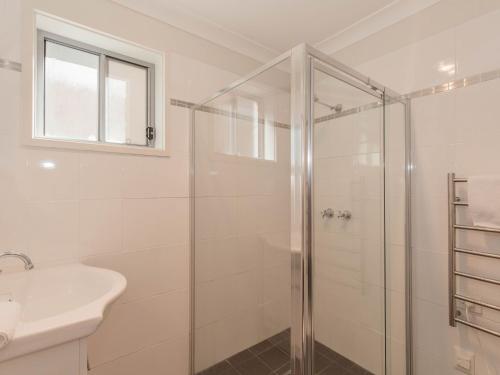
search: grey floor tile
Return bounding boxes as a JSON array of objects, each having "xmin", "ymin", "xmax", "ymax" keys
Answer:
[
  {"xmin": 197, "ymin": 330, "xmax": 373, "ymax": 375},
  {"xmin": 227, "ymin": 349, "xmax": 256, "ymax": 366},
  {"xmin": 235, "ymin": 357, "xmax": 273, "ymax": 375},
  {"xmin": 274, "ymin": 361, "xmax": 291, "ymax": 375},
  {"xmin": 258, "ymin": 347, "xmax": 289, "ymax": 370},
  {"xmin": 314, "ymin": 352, "xmax": 332, "ymax": 373},
  {"xmin": 249, "ymin": 339, "xmax": 275, "ymax": 355},
  {"xmin": 198, "ymin": 360, "xmax": 233, "ymax": 374},
  {"xmin": 319, "ymin": 362, "xmax": 352, "ymax": 375}
]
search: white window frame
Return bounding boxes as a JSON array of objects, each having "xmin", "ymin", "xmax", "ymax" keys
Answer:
[{"xmin": 36, "ymin": 30, "xmax": 156, "ymax": 148}]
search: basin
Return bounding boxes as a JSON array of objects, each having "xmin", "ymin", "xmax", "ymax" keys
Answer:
[{"xmin": 0, "ymin": 263, "xmax": 126, "ymax": 362}]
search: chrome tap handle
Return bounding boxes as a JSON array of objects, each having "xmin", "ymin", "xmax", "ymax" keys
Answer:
[
  {"xmin": 337, "ymin": 210, "xmax": 352, "ymax": 220},
  {"xmin": 321, "ymin": 208, "xmax": 335, "ymax": 219}
]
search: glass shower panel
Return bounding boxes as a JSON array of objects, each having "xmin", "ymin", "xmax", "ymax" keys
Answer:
[
  {"xmin": 312, "ymin": 62, "xmax": 386, "ymax": 375},
  {"xmin": 193, "ymin": 58, "xmax": 292, "ymax": 374}
]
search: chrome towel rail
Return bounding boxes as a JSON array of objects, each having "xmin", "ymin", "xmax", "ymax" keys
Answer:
[
  {"xmin": 455, "ymin": 319, "xmax": 500, "ymax": 338},
  {"xmin": 448, "ymin": 172, "xmax": 500, "ymax": 337}
]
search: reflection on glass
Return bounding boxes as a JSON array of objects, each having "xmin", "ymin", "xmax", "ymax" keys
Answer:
[
  {"xmin": 105, "ymin": 59, "xmax": 148, "ymax": 145},
  {"xmin": 44, "ymin": 41, "xmax": 99, "ymax": 141},
  {"xmin": 235, "ymin": 97, "xmax": 259, "ymax": 158},
  {"xmin": 264, "ymin": 115, "xmax": 276, "ymax": 161},
  {"xmin": 193, "ymin": 58, "xmax": 290, "ymax": 373},
  {"xmin": 212, "ymin": 96, "xmax": 276, "ymax": 161}
]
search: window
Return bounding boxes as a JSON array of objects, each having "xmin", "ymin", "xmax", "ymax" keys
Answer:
[{"xmin": 36, "ymin": 31, "xmax": 155, "ymax": 147}]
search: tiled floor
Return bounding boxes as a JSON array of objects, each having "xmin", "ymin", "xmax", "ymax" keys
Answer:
[{"xmin": 197, "ymin": 329, "xmax": 374, "ymax": 375}]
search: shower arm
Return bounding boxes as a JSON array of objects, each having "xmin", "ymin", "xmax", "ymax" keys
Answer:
[{"xmin": 313, "ymin": 96, "xmax": 343, "ymax": 113}]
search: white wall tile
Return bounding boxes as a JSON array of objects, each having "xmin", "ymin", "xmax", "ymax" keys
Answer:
[
  {"xmin": 412, "ymin": 91, "xmax": 456, "ymax": 149},
  {"xmin": 79, "ymin": 199, "xmax": 123, "ymax": 257},
  {"xmin": 22, "ymin": 150, "xmax": 80, "ymax": 201},
  {"xmin": 194, "ymin": 196, "xmax": 238, "ymax": 240},
  {"xmin": 414, "ymin": 249, "xmax": 448, "ymax": 306},
  {"xmin": 25, "ymin": 200, "xmax": 79, "ymax": 265},
  {"xmin": 89, "ymin": 335, "xmax": 189, "ymax": 375},
  {"xmin": 84, "ymin": 244, "xmax": 188, "ymax": 303},
  {"xmin": 455, "ymin": 79, "xmax": 500, "ymax": 146},
  {"xmin": 79, "ymin": 153, "xmax": 124, "ymax": 200},
  {"xmin": 0, "ymin": 70, "xmax": 20, "ymax": 137},
  {"xmin": 0, "ymin": 199, "xmax": 28, "ymax": 257},
  {"xmin": 0, "ymin": 0, "xmax": 21, "ymax": 61},
  {"xmin": 88, "ymin": 290, "xmax": 189, "ymax": 366},
  {"xmin": 123, "ymin": 198, "xmax": 189, "ymax": 251},
  {"xmin": 121, "ymin": 155, "xmax": 189, "ymax": 198},
  {"xmin": 166, "ymin": 105, "xmax": 190, "ymax": 158}
]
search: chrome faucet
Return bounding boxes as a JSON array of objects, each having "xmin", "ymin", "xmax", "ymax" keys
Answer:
[{"xmin": 0, "ymin": 251, "xmax": 34, "ymax": 273}]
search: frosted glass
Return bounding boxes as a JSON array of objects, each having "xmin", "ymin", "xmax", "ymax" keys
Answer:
[
  {"xmin": 44, "ymin": 41, "xmax": 99, "ymax": 141},
  {"xmin": 105, "ymin": 59, "xmax": 148, "ymax": 145}
]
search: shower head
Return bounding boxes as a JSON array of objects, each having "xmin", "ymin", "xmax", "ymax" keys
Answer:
[{"xmin": 330, "ymin": 103, "xmax": 343, "ymax": 113}]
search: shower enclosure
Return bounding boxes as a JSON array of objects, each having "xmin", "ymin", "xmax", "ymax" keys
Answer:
[{"xmin": 191, "ymin": 44, "xmax": 411, "ymax": 375}]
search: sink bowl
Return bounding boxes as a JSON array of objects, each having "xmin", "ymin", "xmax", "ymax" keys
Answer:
[{"xmin": 0, "ymin": 263, "xmax": 126, "ymax": 362}]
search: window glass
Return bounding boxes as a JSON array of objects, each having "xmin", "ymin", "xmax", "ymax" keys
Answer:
[
  {"xmin": 105, "ymin": 59, "xmax": 148, "ymax": 145},
  {"xmin": 44, "ymin": 41, "xmax": 99, "ymax": 141}
]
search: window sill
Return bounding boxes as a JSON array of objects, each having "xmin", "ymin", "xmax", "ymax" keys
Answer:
[{"xmin": 23, "ymin": 137, "xmax": 170, "ymax": 157}]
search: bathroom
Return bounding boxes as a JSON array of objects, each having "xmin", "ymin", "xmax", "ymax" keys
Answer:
[{"xmin": 1, "ymin": 0, "xmax": 500, "ymax": 374}]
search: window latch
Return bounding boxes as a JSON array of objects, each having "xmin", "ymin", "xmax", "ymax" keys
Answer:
[{"xmin": 146, "ymin": 126, "xmax": 155, "ymax": 142}]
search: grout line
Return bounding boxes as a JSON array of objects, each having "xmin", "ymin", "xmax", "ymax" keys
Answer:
[
  {"xmin": 114, "ymin": 287, "xmax": 189, "ymax": 306},
  {"xmin": 90, "ymin": 333, "xmax": 187, "ymax": 369}
]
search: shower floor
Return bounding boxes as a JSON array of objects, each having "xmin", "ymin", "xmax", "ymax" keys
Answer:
[{"xmin": 197, "ymin": 329, "xmax": 374, "ymax": 375}]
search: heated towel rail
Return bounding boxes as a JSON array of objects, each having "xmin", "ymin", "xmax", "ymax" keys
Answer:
[{"xmin": 448, "ymin": 172, "xmax": 500, "ymax": 338}]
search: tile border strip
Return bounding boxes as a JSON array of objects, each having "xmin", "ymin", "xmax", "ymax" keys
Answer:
[
  {"xmin": 171, "ymin": 98, "xmax": 291, "ymax": 129},
  {"xmin": 174, "ymin": 66, "xmax": 500, "ymax": 126},
  {"xmin": 404, "ymin": 68, "xmax": 500, "ymax": 100},
  {"xmin": 315, "ymin": 67, "xmax": 500, "ymax": 123},
  {"xmin": 0, "ymin": 58, "xmax": 22, "ymax": 72}
]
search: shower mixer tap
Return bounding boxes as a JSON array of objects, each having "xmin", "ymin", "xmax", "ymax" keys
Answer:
[
  {"xmin": 337, "ymin": 210, "xmax": 352, "ymax": 220},
  {"xmin": 321, "ymin": 208, "xmax": 335, "ymax": 219},
  {"xmin": 320, "ymin": 208, "xmax": 352, "ymax": 220}
]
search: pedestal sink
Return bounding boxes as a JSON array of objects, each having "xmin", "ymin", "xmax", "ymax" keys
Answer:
[{"xmin": 0, "ymin": 263, "xmax": 126, "ymax": 374}]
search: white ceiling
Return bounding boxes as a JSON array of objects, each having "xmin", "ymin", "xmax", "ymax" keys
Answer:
[
  {"xmin": 112, "ymin": 0, "xmax": 443, "ymax": 62},
  {"xmin": 155, "ymin": 0, "xmax": 395, "ymax": 52}
]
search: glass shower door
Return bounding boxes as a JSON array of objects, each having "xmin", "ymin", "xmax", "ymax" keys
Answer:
[{"xmin": 312, "ymin": 60, "xmax": 387, "ymax": 375}]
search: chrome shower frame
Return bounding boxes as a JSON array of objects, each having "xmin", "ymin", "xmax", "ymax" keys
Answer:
[{"xmin": 189, "ymin": 43, "xmax": 412, "ymax": 375}]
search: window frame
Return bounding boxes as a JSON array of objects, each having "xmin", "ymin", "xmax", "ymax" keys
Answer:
[{"xmin": 36, "ymin": 30, "xmax": 156, "ymax": 148}]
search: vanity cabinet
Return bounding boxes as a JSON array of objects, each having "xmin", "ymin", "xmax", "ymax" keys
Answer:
[{"xmin": 0, "ymin": 340, "xmax": 87, "ymax": 375}]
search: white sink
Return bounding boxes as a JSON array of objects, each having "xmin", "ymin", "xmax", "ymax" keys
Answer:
[{"xmin": 0, "ymin": 263, "xmax": 126, "ymax": 362}]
